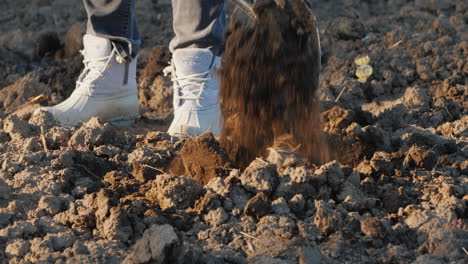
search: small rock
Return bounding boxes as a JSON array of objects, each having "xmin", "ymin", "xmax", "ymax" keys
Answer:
[
  {"xmin": 10, "ymin": 103, "xmax": 41, "ymax": 121},
  {"xmin": 362, "ymin": 125, "xmax": 392, "ymax": 150},
  {"xmin": 240, "ymin": 159, "xmax": 279, "ymax": 194},
  {"xmin": 244, "ymin": 192, "xmax": 271, "ymax": 219},
  {"xmin": 138, "ymin": 131, "xmax": 172, "ymax": 147},
  {"xmin": 35, "ymin": 217, "xmax": 70, "ymax": 235},
  {"xmin": 319, "ymin": 231, "xmax": 346, "ymax": 259}
]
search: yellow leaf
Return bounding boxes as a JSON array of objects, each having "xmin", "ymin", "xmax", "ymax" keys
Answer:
[
  {"xmin": 355, "ymin": 55, "xmax": 371, "ymax": 66},
  {"xmin": 356, "ymin": 64, "xmax": 373, "ymax": 83}
]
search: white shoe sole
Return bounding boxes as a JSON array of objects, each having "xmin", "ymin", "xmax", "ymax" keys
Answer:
[
  {"xmin": 36, "ymin": 92, "xmax": 139, "ymax": 127},
  {"xmin": 168, "ymin": 105, "xmax": 222, "ymax": 137}
]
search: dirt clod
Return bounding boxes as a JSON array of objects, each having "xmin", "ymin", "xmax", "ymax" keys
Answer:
[
  {"xmin": 0, "ymin": 0, "xmax": 467, "ymax": 263},
  {"xmin": 408, "ymin": 146, "xmax": 438, "ymax": 170},
  {"xmin": 244, "ymin": 192, "xmax": 272, "ymax": 219},
  {"xmin": 240, "ymin": 159, "xmax": 279, "ymax": 194},
  {"xmin": 3, "ymin": 114, "xmax": 34, "ymax": 139},
  {"xmin": 177, "ymin": 133, "xmax": 231, "ymax": 185},
  {"xmin": 314, "ymin": 200, "xmax": 343, "ymax": 235},
  {"xmin": 69, "ymin": 117, "xmax": 122, "ymax": 150},
  {"xmin": 146, "ymin": 174, "xmax": 203, "ymax": 211},
  {"xmin": 361, "ymin": 217, "xmax": 384, "ymax": 238},
  {"xmin": 204, "ymin": 207, "xmax": 229, "ymax": 227},
  {"xmin": 29, "ymin": 110, "xmax": 58, "ymax": 129},
  {"xmin": 5, "ymin": 239, "xmax": 30, "ymax": 258},
  {"xmin": 0, "ymin": 72, "xmax": 51, "ymax": 114}
]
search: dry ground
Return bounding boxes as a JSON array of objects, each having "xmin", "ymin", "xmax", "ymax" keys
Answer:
[{"xmin": 0, "ymin": 0, "xmax": 467, "ymax": 263}]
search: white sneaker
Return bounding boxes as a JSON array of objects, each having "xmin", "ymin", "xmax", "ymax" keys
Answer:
[
  {"xmin": 164, "ymin": 48, "xmax": 222, "ymax": 137},
  {"xmin": 34, "ymin": 34, "xmax": 139, "ymax": 127}
]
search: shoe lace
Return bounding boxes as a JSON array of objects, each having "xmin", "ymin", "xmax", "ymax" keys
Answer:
[
  {"xmin": 164, "ymin": 64, "xmax": 210, "ymax": 108},
  {"xmin": 76, "ymin": 49, "xmax": 115, "ymax": 95}
]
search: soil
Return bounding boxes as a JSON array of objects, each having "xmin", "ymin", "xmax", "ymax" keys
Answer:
[
  {"xmin": 0, "ymin": 0, "xmax": 467, "ymax": 263},
  {"xmin": 220, "ymin": 0, "xmax": 329, "ymax": 169}
]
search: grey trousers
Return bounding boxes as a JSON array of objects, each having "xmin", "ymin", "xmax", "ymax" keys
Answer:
[{"xmin": 83, "ymin": 0, "xmax": 226, "ymax": 60}]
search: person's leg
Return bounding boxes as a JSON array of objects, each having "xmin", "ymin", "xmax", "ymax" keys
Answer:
[
  {"xmin": 34, "ymin": 0, "xmax": 140, "ymax": 127},
  {"xmin": 170, "ymin": 0, "xmax": 226, "ymax": 55},
  {"xmin": 83, "ymin": 0, "xmax": 141, "ymax": 60},
  {"xmin": 166, "ymin": 0, "xmax": 226, "ymax": 137}
]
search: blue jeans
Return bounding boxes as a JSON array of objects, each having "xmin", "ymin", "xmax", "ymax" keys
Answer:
[{"xmin": 83, "ymin": 0, "xmax": 226, "ymax": 60}]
